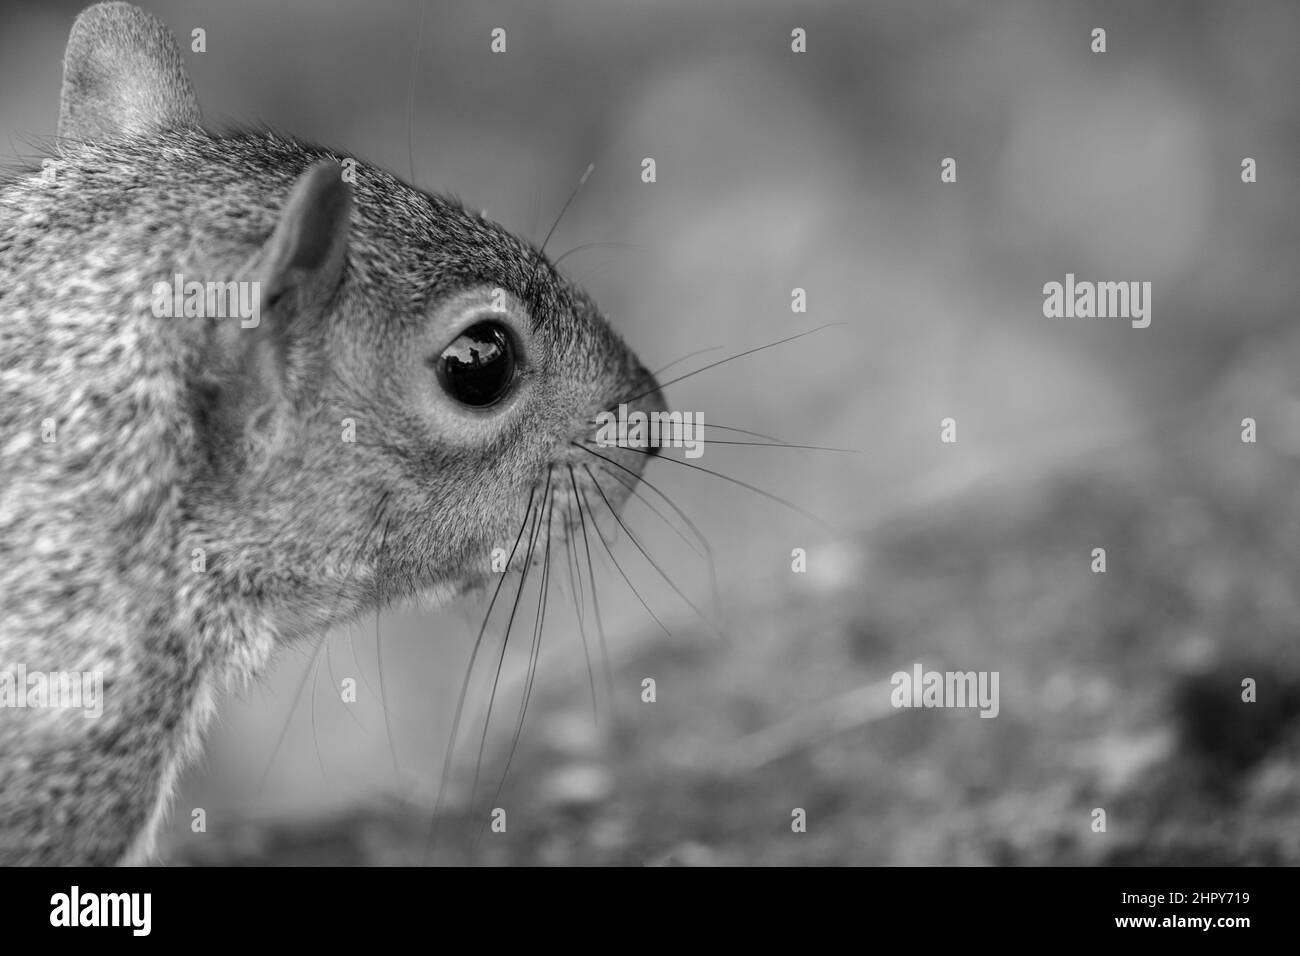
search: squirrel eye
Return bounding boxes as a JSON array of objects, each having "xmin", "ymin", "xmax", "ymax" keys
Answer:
[{"xmin": 434, "ymin": 321, "xmax": 517, "ymax": 408}]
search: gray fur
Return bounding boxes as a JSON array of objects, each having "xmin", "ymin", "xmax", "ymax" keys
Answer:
[{"xmin": 0, "ymin": 3, "xmax": 660, "ymax": 864}]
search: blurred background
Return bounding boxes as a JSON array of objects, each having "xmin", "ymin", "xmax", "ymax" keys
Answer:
[{"xmin": 4, "ymin": 0, "xmax": 1299, "ymax": 863}]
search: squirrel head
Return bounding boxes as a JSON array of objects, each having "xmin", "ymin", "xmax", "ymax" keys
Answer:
[{"xmin": 55, "ymin": 2, "xmax": 668, "ymax": 636}]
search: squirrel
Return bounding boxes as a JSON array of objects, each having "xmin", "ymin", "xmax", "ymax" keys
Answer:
[{"xmin": 0, "ymin": 2, "xmax": 665, "ymax": 865}]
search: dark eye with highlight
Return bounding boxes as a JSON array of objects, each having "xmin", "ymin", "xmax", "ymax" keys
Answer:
[{"xmin": 433, "ymin": 321, "xmax": 517, "ymax": 408}]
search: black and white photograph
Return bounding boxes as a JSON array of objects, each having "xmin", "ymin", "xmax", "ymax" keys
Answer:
[{"xmin": 0, "ymin": 0, "xmax": 1296, "ymax": 932}]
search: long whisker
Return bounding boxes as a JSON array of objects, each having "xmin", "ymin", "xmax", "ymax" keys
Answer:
[
  {"xmin": 570, "ymin": 466, "xmax": 615, "ymax": 696},
  {"xmin": 598, "ymin": 466, "xmax": 705, "ymax": 560},
  {"xmin": 695, "ymin": 422, "xmax": 788, "ymax": 443},
  {"xmin": 425, "ymin": 487, "xmax": 538, "ymax": 860},
  {"xmin": 585, "ymin": 465, "xmax": 723, "ymax": 639},
  {"xmin": 585, "ymin": 419, "xmax": 788, "ymax": 446},
  {"xmin": 426, "ymin": 494, "xmax": 538, "ymax": 858},
  {"xmin": 524, "ymin": 163, "xmax": 595, "ymax": 305},
  {"xmin": 564, "ymin": 509, "xmax": 599, "ymax": 722},
  {"xmin": 650, "ymin": 346, "xmax": 723, "ymax": 378},
  {"xmin": 310, "ymin": 633, "xmax": 327, "ymax": 778},
  {"xmin": 617, "ymin": 323, "xmax": 846, "ymax": 407},
  {"xmin": 540, "ymin": 164, "xmax": 594, "ymax": 257},
  {"xmin": 507, "ymin": 494, "xmax": 553, "ymax": 761},
  {"xmin": 671, "ymin": 439, "xmax": 860, "ymax": 453},
  {"xmin": 488, "ymin": 490, "xmax": 556, "ymax": 820},
  {"xmin": 258, "ymin": 637, "xmax": 327, "ymax": 792},
  {"xmin": 374, "ymin": 518, "xmax": 401, "ymax": 785},
  {"xmin": 596, "ymin": 443, "xmax": 835, "ymax": 531},
  {"xmin": 579, "ymin": 487, "xmax": 673, "ymax": 641},
  {"xmin": 470, "ymin": 471, "xmax": 551, "ymax": 809},
  {"xmin": 345, "ymin": 624, "xmax": 377, "ymax": 698},
  {"xmin": 573, "ymin": 444, "xmax": 720, "ymax": 611},
  {"xmin": 326, "ymin": 640, "xmax": 367, "ymax": 733},
  {"xmin": 467, "ymin": 527, "xmax": 536, "ymax": 819},
  {"xmin": 563, "ymin": 507, "xmax": 585, "ymax": 618}
]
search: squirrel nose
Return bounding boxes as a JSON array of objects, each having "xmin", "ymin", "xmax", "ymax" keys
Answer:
[
  {"xmin": 633, "ymin": 369, "xmax": 669, "ymax": 411},
  {"xmin": 582, "ymin": 364, "xmax": 671, "ymax": 470},
  {"xmin": 625, "ymin": 365, "xmax": 669, "ymax": 456}
]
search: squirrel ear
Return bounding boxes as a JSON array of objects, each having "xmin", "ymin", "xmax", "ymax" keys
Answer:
[
  {"xmin": 228, "ymin": 161, "xmax": 351, "ymax": 413},
  {"xmin": 256, "ymin": 160, "xmax": 353, "ymax": 316},
  {"xmin": 58, "ymin": 2, "xmax": 201, "ymax": 148}
]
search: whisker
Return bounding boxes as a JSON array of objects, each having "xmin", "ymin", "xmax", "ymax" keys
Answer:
[
  {"xmin": 608, "ymin": 347, "xmax": 721, "ymax": 408},
  {"xmin": 310, "ymin": 632, "xmax": 327, "ymax": 778},
  {"xmin": 374, "ymin": 611, "xmax": 399, "ymax": 780},
  {"xmin": 651, "ymin": 346, "xmax": 723, "ymax": 378},
  {"xmin": 467, "ymin": 529, "xmax": 536, "ymax": 825},
  {"xmin": 470, "ymin": 472, "xmax": 551, "ymax": 810},
  {"xmin": 584, "ymin": 419, "xmax": 788, "ymax": 446},
  {"xmin": 345, "ymin": 623, "xmax": 377, "ymax": 698},
  {"xmin": 540, "ymin": 164, "xmax": 594, "ymax": 257},
  {"xmin": 696, "ymin": 422, "xmax": 787, "ymax": 443},
  {"xmin": 427, "ymin": 487, "xmax": 537, "ymax": 860},
  {"xmin": 489, "ymin": 491, "xmax": 556, "ymax": 817},
  {"xmin": 374, "ymin": 517, "xmax": 401, "ymax": 785},
  {"xmin": 598, "ymin": 466, "xmax": 705, "ymax": 560},
  {"xmin": 527, "ymin": 162, "xmax": 541, "ymax": 239},
  {"xmin": 564, "ymin": 509, "xmax": 599, "ymax": 722},
  {"xmin": 524, "ymin": 163, "xmax": 595, "ymax": 304},
  {"xmin": 259, "ymin": 637, "xmax": 327, "ymax": 793},
  {"xmin": 590, "ymin": 442, "xmax": 835, "ymax": 531},
  {"xmin": 572, "ymin": 444, "xmax": 720, "ymax": 611},
  {"xmin": 564, "ymin": 507, "xmax": 586, "ymax": 618},
  {"xmin": 585, "ymin": 465, "xmax": 724, "ymax": 640},
  {"xmin": 666, "ymin": 438, "xmax": 859, "ymax": 453},
  {"xmin": 579, "ymin": 486, "xmax": 674, "ymax": 641},
  {"xmin": 326, "ymin": 638, "xmax": 366, "ymax": 733},
  {"xmin": 617, "ymin": 323, "xmax": 846, "ymax": 407},
  {"xmin": 569, "ymin": 466, "xmax": 615, "ymax": 696},
  {"xmin": 508, "ymin": 493, "xmax": 553, "ymax": 759}
]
